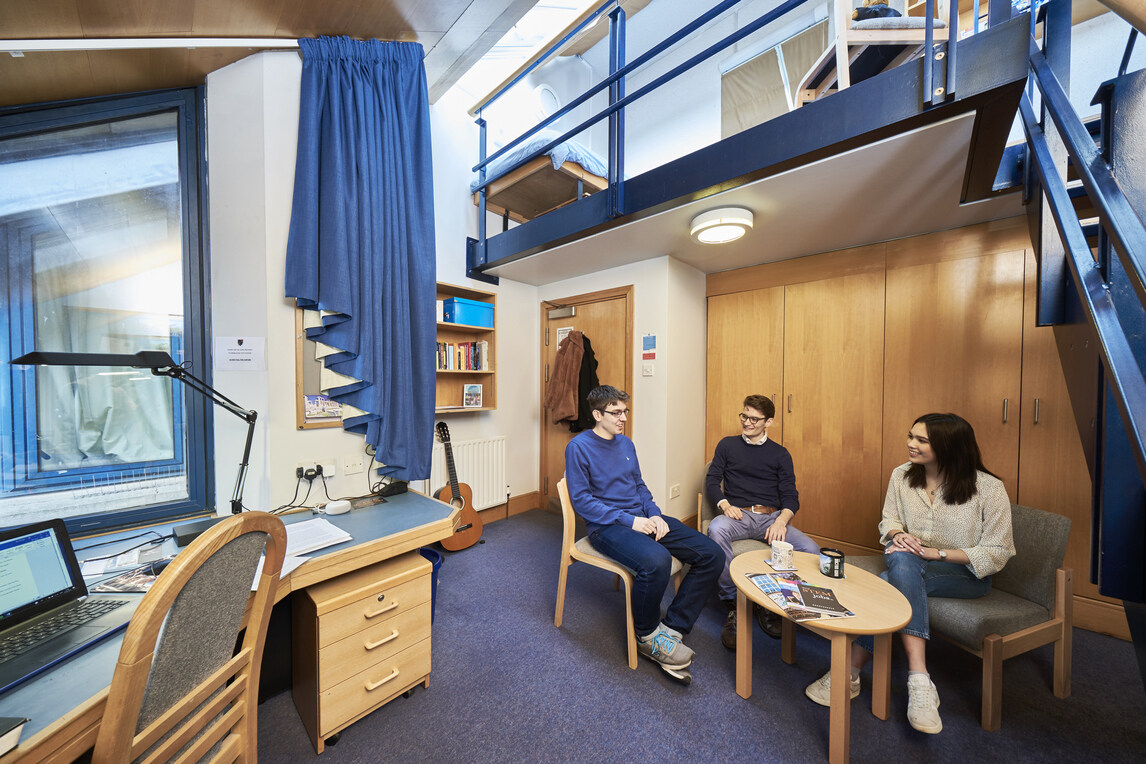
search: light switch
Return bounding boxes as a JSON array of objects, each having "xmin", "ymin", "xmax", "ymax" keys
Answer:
[{"xmin": 642, "ymin": 361, "xmax": 654, "ymax": 377}]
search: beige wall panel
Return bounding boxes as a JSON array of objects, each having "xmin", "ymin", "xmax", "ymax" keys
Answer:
[
  {"xmin": 705, "ymin": 288, "xmax": 785, "ymax": 455},
  {"xmin": 782, "ymin": 271, "xmax": 885, "ymax": 546},
  {"xmin": 883, "ymin": 248, "xmax": 1026, "ymax": 496}
]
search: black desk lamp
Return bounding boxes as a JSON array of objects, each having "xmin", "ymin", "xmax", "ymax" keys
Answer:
[{"xmin": 10, "ymin": 350, "xmax": 257, "ymax": 517}]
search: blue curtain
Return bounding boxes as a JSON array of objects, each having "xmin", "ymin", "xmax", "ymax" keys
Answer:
[{"xmin": 285, "ymin": 37, "xmax": 436, "ymax": 480}]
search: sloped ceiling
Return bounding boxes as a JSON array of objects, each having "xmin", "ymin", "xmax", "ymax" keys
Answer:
[{"xmin": 0, "ymin": 0, "xmax": 537, "ymax": 107}]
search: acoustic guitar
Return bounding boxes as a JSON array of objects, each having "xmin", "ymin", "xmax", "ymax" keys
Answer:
[{"xmin": 434, "ymin": 421, "xmax": 484, "ymax": 551}]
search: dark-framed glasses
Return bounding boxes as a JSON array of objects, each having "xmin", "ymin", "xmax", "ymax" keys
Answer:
[
  {"xmin": 602, "ymin": 408, "xmax": 629, "ymax": 418},
  {"xmin": 739, "ymin": 413, "xmax": 765, "ymax": 425}
]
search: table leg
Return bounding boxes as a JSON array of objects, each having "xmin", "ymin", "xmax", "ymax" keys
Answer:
[
  {"xmin": 872, "ymin": 632, "xmax": 892, "ymax": 720},
  {"xmin": 736, "ymin": 591, "xmax": 752, "ymax": 699},
  {"xmin": 828, "ymin": 633, "xmax": 853, "ymax": 764},
  {"xmin": 781, "ymin": 617, "xmax": 796, "ymax": 664}
]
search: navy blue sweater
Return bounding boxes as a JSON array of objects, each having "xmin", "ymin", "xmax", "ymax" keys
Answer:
[{"xmin": 705, "ymin": 436, "xmax": 800, "ymax": 513}]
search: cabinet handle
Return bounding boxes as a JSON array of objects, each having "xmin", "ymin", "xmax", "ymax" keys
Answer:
[
  {"xmin": 364, "ymin": 630, "xmax": 400, "ymax": 650},
  {"xmin": 364, "ymin": 667, "xmax": 400, "ymax": 692},
  {"xmin": 366, "ymin": 601, "xmax": 399, "ymax": 618},
  {"xmin": 1034, "ymin": 398, "xmax": 1040, "ymax": 424},
  {"xmin": 1002, "ymin": 398, "xmax": 1009, "ymax": 423},
  {"xmin": 788, "ymin": 394, "xmax": 792, "ymax": 414},
  {"xmin": 771, "ymin": 394, "xmax": 776, "ymax": 403}
]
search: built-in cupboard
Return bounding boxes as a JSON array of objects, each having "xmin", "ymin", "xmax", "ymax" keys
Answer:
[{"xmin": 705, "ymin": 217, "xmax": 1126, "ymax": 636}]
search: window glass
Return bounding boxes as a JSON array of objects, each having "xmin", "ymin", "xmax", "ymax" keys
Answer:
[{"xmin": 1, "ymin": 94, "xmax": 208, "ymax": 531}]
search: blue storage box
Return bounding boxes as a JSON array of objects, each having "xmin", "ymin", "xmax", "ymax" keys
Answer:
[{"xmin": 443, "ymin": 297, "xmax": 494, "ymax": 328}]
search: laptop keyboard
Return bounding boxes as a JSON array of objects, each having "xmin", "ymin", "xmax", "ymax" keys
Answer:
[{"xmin": 0, "ymin": 599, "xmax": 129, "ymax": 663}]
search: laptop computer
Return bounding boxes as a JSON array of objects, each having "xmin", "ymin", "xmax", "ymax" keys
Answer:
[{"xmin": 0, "ymin": 519, "xmax": 142, "ymax": 695}]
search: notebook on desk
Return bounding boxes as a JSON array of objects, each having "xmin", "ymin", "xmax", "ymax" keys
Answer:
[{"xmin": 0, "ymin": 519, "xmax": 141, "ymax": 696}]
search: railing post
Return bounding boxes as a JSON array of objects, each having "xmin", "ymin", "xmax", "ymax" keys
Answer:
[
  {"xmin": 468, "ymin": 115, "xmax": 498, "ymax": 285},
  {"xmin": 1033, "ymin": 0, "xmax": 1073, "ymax": 326},
  {"xmin": 608, "ymin": 6, "xmax": 627, "ymax": 219}
]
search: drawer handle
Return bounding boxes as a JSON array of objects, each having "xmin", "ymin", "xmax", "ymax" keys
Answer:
[
  {"xmin": 364, "ymin": 630, "xmax": 400, "ymax": 651},
  {"xmin": 366, "ymin": 601, "xmax": 399, "ymax": 618},
  {"xmin": 365, "ymin": 667, "xmax": 400, "ymax": 692}
]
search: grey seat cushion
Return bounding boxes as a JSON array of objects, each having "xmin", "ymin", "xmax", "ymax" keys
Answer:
[{"xmin": 731, "ymin": 538, "xmax": 771, "ymax": 557}]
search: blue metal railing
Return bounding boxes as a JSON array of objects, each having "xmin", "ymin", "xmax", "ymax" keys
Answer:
[{"xmin": 1020, "ymin": 32, "xmax": 1146, "ymax": 483}]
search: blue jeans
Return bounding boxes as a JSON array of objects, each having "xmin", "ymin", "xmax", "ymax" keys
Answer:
[
  {"xmin": 708, "ymin": 510, "xmax": 821, "ymax": 601},
  {"xmin": 588, "ymin": 516, "xmax": 724, "ymax": 638}
]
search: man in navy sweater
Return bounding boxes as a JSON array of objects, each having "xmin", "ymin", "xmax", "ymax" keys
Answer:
[
  {"xmin": 706, "ymin": 394, "xmax": 820, "ymax": 648},
  {"xmin": 565, "ymin": 385, "xmax": 723, "ymax": 676}
]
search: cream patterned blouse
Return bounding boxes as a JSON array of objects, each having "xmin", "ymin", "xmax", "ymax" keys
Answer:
[{"xmin": 878, "ymin": 463, "xmax": 1016, "ymax": 579}]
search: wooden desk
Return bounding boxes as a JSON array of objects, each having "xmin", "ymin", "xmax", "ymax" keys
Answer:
[
  {"xmin": 731, "ymin": 551, "xmax": 911, "ymax": 764},
  {"xmin": 0, "ymin": 491, "xmax": 459, "ymax": 763}
]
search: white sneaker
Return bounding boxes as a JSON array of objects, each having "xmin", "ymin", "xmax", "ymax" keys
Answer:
[
  {"xmin": 804, "ymin": 670, "xmax": 860, "ymax": 707},
  {"xmin": 906, "ymin": 674, "xmax": 943, "ymax": 734}
]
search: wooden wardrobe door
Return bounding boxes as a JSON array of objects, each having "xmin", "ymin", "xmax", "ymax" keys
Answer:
[
  {"xmin": 782, "ymin": 272, "xmax": 885, "ymax": 546},
  {"xmin": 882, "ymin": 248, "xmax": 1025, "ymax": 498},
  {"xmin": 705, "ymin": 288, "xmax": 785, "ymax": 456}
]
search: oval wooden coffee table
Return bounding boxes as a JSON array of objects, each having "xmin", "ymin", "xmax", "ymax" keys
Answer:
[{"xmin": 731, "ymin": 550, "xmax": 911, "ymax": 764}]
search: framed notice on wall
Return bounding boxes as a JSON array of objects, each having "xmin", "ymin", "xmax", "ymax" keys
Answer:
[{"xmin": 463, "ymin": 384, "xmax": 483, "ymax": 408}]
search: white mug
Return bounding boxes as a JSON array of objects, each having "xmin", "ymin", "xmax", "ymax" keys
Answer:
[{"xmin": 772, "ymin": 539, "xmax": 794, "ymax": 568}]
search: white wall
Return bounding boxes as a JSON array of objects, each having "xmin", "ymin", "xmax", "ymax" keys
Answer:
[{"xmin": 537, "ymin": 256, "xmax": 707, "ymax": 519}]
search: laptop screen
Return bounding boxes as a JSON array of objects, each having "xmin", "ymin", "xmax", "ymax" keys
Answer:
[{"xmin": 0, "ymin": 520, "xmax": 87, "ymax": 630}]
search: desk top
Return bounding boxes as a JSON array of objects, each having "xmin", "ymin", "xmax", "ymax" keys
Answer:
[
  {"xmin": 731, "ymin": 550, "xmax": 911, "ymax": 636},
  {"xmin": 0, "ymin": 490, "xmax": 459, "ymax": 762}
]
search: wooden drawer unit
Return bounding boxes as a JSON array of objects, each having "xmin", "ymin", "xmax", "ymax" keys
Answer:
[{"xmin": 293, "ymin": 551, "xmax": 433, "ymax": 753}]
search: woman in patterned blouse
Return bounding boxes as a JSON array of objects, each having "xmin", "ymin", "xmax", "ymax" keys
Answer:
[{"xmin": 805, "ymin": 413, "xmax": 1015, "ymax": 735}]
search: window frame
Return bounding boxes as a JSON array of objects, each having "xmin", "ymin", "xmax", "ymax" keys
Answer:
[{"xmin": 0, "ymin": 88, "xmax": 214, "ymax": 535}]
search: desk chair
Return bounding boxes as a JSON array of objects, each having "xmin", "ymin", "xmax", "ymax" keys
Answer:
[
  {"xmin": 849, "ymin": 503, "xmax": 1072, "ymax": 731},
  {"xmin": 92, "ymin": 513, "xmax": 286, "ymax": 763},
  {"xmin": 554, "ymin": 478, "xmax": 682, "ymax": 669}
]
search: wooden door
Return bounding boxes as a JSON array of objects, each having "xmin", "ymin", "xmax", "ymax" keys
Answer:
[
  {"xmin": 1017, "ymin": 251, "xmax": 1112, "ymax": 606},
  {"xmin": 882, "ymin": 247, "xmax": 1025, "ymax": 498},
  {"xmin": 705, "ymin": 288, "xmax": 785, "ymax": 456},
  {"xmin": 539, "ymin": 287, "xmax": 633, "ymax": 510},
  {"xmin": 782, "ymin": 271, "xmax": 886, "ymax": 546}
]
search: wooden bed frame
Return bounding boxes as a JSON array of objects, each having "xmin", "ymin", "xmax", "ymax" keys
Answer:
[{"xmin": 473, "ymin": 155, "xmax": 608, "ymax": 224}]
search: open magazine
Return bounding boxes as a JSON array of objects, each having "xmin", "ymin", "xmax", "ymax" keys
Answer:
[{"xmin": 746, "ymin": 572, "xmax": 855, "ymax": 622}]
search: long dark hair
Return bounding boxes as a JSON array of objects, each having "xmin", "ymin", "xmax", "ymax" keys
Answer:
[{"xmin": 905, "ymin": 413, "xmax": 996, "ymax": 505}]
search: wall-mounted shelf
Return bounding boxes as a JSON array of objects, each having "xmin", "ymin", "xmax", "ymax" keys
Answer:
[{"xmin": 436, "ymin": 282, "xmax": 496, "ymax": 413}]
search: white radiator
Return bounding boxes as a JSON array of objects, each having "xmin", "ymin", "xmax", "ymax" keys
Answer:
[{"xmin": 414, "ymin": 436, "xmax": 507, "ymax": 510}]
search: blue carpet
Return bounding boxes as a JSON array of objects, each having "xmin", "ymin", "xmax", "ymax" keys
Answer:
[{"xmin": 257, "ymin": 509, "xmax": 1146, "ymax": 762}]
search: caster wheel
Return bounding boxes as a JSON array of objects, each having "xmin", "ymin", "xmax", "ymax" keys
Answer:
[
  {"xmin": 325, "ymin": 732, "xmax": 342, "ymax": 747},
  {"xmin": 403, "ymin": 688, "xmax": 415, "ymax": 699}
]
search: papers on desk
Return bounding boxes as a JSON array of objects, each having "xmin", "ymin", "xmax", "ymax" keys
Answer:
[
  {"xmin": 284, "ymin": 518, "xmax": 352, "ymax": 557},
  {"xmin": 251, "ymin": 555, "xmax": 311, "ymax": 591},
  {"xmin": 0, "ymin": 717, "xmax": 28, "ymax": 756}
]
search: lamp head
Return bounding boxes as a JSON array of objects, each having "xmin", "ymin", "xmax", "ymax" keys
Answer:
[{"xmin": 690, "ymin": 206, "xmax": 753, "ymax": 244}]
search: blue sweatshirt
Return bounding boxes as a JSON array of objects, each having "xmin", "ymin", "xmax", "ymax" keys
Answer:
[{"xmin": 565, "ymin": 430, "xmax": 661, "ymax": 533}]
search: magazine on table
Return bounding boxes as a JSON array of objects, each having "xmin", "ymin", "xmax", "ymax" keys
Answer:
[{"xmin": 746, "ymin": 572, "xmax": 855, "ymax": 620}]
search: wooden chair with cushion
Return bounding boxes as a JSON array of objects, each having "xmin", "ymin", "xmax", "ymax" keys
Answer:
[
  {"xmin": 92, "ymin": 512, "xmax": 286, "ymax": 763},
  {"xmin": 848, "ymin": 503, "xmax": 1072, "ymax": 731},
  {"xmin": 696, "ymin": 460, "xmax": 773, "ymax": 558},
  {"xmin": 554, "ymin": 477, "xmax": 682, "ymax": 669}
]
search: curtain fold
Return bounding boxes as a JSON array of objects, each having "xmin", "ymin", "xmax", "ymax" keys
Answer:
[{"xmin": 285, "ymin": 36, "xmax": 436, "ymax": 480}]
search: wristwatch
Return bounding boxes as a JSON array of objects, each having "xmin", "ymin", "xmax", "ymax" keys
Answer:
[{"xmin": 937, "ymin": 548, "xmax": 948, "ymax": 560}]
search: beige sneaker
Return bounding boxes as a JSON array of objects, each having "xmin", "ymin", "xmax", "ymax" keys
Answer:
[
  {"xmin": 906, "ymin": 674, "xmax": 943, "ymax": 734},
  {"xmin": 804, "ymin": 670, "xmax": 860, "ymax": 707}
]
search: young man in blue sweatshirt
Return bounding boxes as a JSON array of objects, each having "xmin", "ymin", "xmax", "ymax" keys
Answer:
[
  {"xmin": 706, "ymin": 394, "xmax": 820, "ymax": 648},
  {"xmin": 565, "ymin": 385, "xmax": 723, "ymax": 675}
]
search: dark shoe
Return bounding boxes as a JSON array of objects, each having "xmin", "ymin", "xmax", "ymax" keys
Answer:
[
  {"xmin": 721, "ymin": 608, "xmax": 737, "ymax": 650},
  {"xmin": 755, "ymin": 605, "xmax": 782, "ymax": 639}
]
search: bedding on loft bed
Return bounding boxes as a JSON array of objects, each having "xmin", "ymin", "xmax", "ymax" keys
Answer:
[{"xmin": 471, "ymin": 130, "xmax": 610, "ymax": 223}]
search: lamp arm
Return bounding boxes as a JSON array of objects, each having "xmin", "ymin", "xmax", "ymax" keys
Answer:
[{"xmin": 152, "ymin": 364, "xmax": 257, "ymax": 514}]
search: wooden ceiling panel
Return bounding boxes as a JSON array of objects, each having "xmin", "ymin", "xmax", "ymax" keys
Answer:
[
  {"xmin": 76, "ymin": 0, "xmax": 197, "ymax": 36},
  {"xmin": 0, "ymin": 0, "xmax": 84, "ymax": 37}
]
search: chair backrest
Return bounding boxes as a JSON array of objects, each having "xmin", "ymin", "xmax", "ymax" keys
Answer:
[
  {"xmin": 698, "ymin": 460, "xmax": 719, "ymax": 533},
  {"xmin": 992, "ymin": 503, "xmax": 1071, "ymax": 611},
  {"xmin": 557, "ymin": 478, "xmax": 577, "ymax": 553},
  {"xmin": 92, "ymin": 512, "xmax": 286, "ymax": 764}
]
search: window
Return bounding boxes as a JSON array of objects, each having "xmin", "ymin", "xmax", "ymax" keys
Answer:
[{"xmin": 0, "ymin": 89, "xmax": 212, "ymax": 533}]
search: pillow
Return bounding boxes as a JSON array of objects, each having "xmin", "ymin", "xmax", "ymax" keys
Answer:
[{"xmin": 853, "ymin": 5, "xmax": 901, "ymax": 21}]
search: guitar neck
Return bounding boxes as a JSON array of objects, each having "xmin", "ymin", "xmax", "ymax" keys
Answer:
[{"xmin": 444, "ymin": 443, "xmax": 461, "ymax": 495}]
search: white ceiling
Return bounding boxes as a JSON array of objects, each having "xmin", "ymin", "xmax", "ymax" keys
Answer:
[{"xmin": 486, "ymin": 112, "xmax": 1024, "ymax": 285}]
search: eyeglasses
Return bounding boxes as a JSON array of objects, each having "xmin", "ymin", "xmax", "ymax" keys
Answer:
[
  {"xmin": 602, "ymin": 408, "xmax": 629, "ymax": 418},
  {"xmin": 739, "ymin": 413, "xmax": 765, "ymax": 425}
]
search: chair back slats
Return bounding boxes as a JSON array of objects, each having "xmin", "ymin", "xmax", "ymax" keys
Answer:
[
  {"xmin": 557, "ymin": 478, "xmax": 577, "ymax": 553},
  {"xmin": 92, "ymin": 513, "xmax": 286, "ymax": 764}
]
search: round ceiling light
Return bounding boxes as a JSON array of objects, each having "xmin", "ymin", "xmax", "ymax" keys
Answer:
[{"xmin": 690, "ymin": 207, "xmax": 753, "ymax": 244}]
